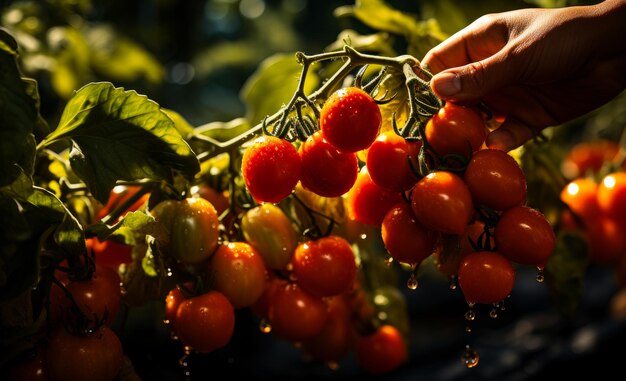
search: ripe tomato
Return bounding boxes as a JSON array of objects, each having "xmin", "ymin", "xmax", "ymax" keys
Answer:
[
  {"xmin": 164, "ymin": 285, "xmax": 188, "ymax": 328},
  {"xmin": 424, "ymin": 102, "xmax": 486, "ymax": 158},
  {"xmin": 241, "ymin": 204, "xmax": 298, "ymax": 270},
  {"xmin": 96, "ymin": 185, "xmax": 149, "ymax": 222},
  {"xmin": 458, "ymin": 251, "xmax": 515, "ymax": 304},
  {"xmin": 150, "ymin": 197, "xmax": 219, "ymax": 264},
  {"xmin": 463, "ymin": 149, "xmax": 526, "ymax": 211},
  {"xmin": 411, "ymin": 171, "xmax": 473, "ymax": 235},
  {"xmin": 495, "ymin": 206, "xmax": 555, "ymax": 267},
  {"xmin": 210, "ymin": 242, "xmax": 268, "ymax": 308},
  {"xmin": 194, "ymin": 183, "xmax": 229, "ymax": 216},
  {"xmin": 381, "ymin": 203, "xmax": 437, "ymax": 265},
  {"xmin": 46, "ymin": 325, "xmax": 123, "ymax": 381},
  {"xmin": 268, "ymin": 282, "xmax": 328, "ymax": 341},
  {"xmin": 355, "ymin": 325, "xmax": 408, "ymax": 374},
  {"xmin": 561, "ymin": 140, "xmax": 619, "ymax": 179},
  {"xmin": 175, "ymin": 291, "xmax": 235, "ymax": 353},
  {"xmin": 320, "ymin": 87, "xmax": 381, "ymax": 153},
  {"xmin": 250, "ymin": 275, "xmax": 284, "ymax": 319},
  {"xmin": 366, "ymin": 131, "xmax": 418, "ymax": 192},
  {"xmin": 586, "ymin": 215, "xmax": 626, "ymax": 264},
  {"xmin": 8, "ymin": 349, "xmax": 47, "ymax": 381},
  {"xmin": 299, "ymin": 131, "xmax": 358, "ymax": 197},
  {"xmin": 88, "ymin": 238, "xmax": 132, "ymax": 269},
  {"xmin": 346, "ymin": 166, "xmax": 404, "ymax": 226},
  {"xmin": 241, "ymin": 135, "xmax": 301, "ymax": 203},
  {"xmin": 597, "ymin": 172, "xmax": 626, "ymax": 226},
  {"xmin": 64, "ymin": 267, "xmax": 121, "ymax": 326},
  {"xmin": 300, "ymin": 296, "xmax": 355, "ymax": 363},
  {"xmin": 560, "ymin": 177, "xmax": 600, "ymax": 220},
  {"xmin": 292, "ymin": 235, "xmax": 357, "ymax": 297}
]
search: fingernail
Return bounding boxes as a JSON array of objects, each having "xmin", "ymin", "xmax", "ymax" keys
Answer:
[{"xmin": 432, "ymin": 72, "xmax": 461, "ymax": 97}]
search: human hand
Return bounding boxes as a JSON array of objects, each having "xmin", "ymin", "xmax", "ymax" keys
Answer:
[{"xmin": 422, "ymin": 1, "xmax": 626, "ymax": 151}]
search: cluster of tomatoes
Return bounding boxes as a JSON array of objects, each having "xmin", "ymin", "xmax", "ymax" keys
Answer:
[{"xmin": 559, "ymin": 140, "xmax": 626, "ymax": 268}]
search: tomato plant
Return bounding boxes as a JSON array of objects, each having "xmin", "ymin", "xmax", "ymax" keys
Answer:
[
  {"xmin": 62, "ymin": 267, "xmax": 122, "ymax": 327},
  {"xmin": 464, "ymin": 149, "xmax": 527, "ymax": 211},
  {"xmin": 292, "ymin": 235, "xmax": 357, "ymax": 297},
  {"xmin": 346, "ymin": 166, "xmax": 404, "ymax": 226},
  {"xmin": 320, "ymin": 87, "xmax": 382, "ymax": 153},
  {"xmin": 299, "ymin": 131, "xmax": 358, "ymax": 197},
  {"xmin": 241, "ymin": 135, "xmax": 301, "ymax": 203},
  {"xmin": 458, "ymin": 251, "xmax": 515, "ymax": 304},
  {"xmin": 411, "ymin": 171, "xmax": 473, "ymax": 235},
  {"xmin": 45, "ymin": 326, "xmax": 123, "ymax": 381},
  {"xmin": 150, "ymin": 197, "xmax": 219, "ymax": 265},
  {"xmin": 210, "ymin": 242, "xmax": 268, "ymax": 308},
  {"xmin": 174, "ymin": 291, "xmax": 235, "ymax": 353}
]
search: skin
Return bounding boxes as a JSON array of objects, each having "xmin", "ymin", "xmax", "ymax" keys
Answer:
[{"xmin": 421, "ymin": 0, "xmax": 626, "ymax": 152}]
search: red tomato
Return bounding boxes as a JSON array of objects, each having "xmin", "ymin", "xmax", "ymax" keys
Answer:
[
  {"xmin": 320, "ymin": 87, "xmax": 382, "ymax": 153},
  {"xmin": 346, "ymin": 166, "xmax": 404, "ymax": 226},
  {"xmin": 561, "ymin": 140, "xmax": 620, "ymax": 179},
  {"xmin": 366, "ymin": 131, "xmax": 418, "ymax": 192},
  {"xmin": 299, "ymin": 131, "xmax": 358, "ymax": 197},
  {"xmin": 411, "ymin": 171, "xmax": 473, "ymax": 235},
  {"xmin": 463, "ymin": 149, "xmax": 526, "ymax": 211},
  {"xmin": 495, "ymin": 206, "xmax": 556, "ymax": 267},
  {"xmin": 292, "ymin": 235, "xmax": 357, "ymax": 297},
  {"xmin": 268, "ymin": 282, "xmax": 328, "ymax": 341},
  {"xmin": 381, "ymin": 202, "xmax": 437, "ymax": 265},
  {"xmin": 194, "ymin": 184, "xmax": 229, "ymax": 215},
  {"xmin": 458, "ymin": 251, "xmax": 515, "ymax": 304},
  {"xmin": 356, "ymin": 325, "xmax": 408, "ymax": 374},
  {"xmin": 586, "ymin": 215, "xmax": 626, "ymax": 264},
  {"xmin": 300, "ymin": 296, "xmax": 355, "ymax": 363},
  {"xmin": 46, "ymin": 326, "xmax": 123, "ymax": 381},
  {"xmin": 560, "ymin": 177, "xmax": 600, "ymax": 220},
  {"xmin": 241, "ymin": 135, "xmax": 301, "ymax": 203},
  {"xmin": 424, "ymin": 103, "xmax": 486, "ymax": 158},
  {"xmin": 175, "ymin": 291, "xmax": 235, "ymax": 353},
  {"xmin": 250, "ymin": 275, "xmax": 284, "ymax": 319},
  {"xmin": 597, "ymin": 172, "xmax": 626, "ymax": 226},
  {"xmin": 96, "ymin": 185, "xmax": 149, "ymax": 222},
  {"xmin": 88, "ymin": 238, "xmax": 132, "ymax": 269},
  {"xmin": 150, "ymin": 197, "xmax": 219, "ymax": 265},
  {"xmin": 64, "ymin": 267, "xmax": 121, "ymax": 326},
  {"xmin": 211, "ymin": 242, "xmax": 268, "ymax": 308},
  {"xmin": 8, "ymin": 349, "xmax": 48, "ymax": 381},
  {"xmin": 164, "ymin": 285, "xmax": 188, "ymax": 328}
]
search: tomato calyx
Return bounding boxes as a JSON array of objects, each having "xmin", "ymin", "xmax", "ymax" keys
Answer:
[{"xmin": 291, "ymin": 192, "xmax": 336, "ymax": 240}]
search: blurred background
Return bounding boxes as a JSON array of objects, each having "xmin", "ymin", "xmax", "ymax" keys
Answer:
[{"xmin": 2, "ymin": 0, "xmax": 624, "ymax": 380}]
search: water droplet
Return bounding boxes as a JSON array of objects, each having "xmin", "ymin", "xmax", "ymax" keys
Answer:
[
  {"xmin": 259, "ymin": 319, "xmax": 272, "ymax": 333},
  {"xmin": 326, "ymin": 361, "xmax": 340, "ymax": 371},
  {"xmin": 462, "ymin": 345, "xmax": 480, "ymax": 368},
  {"xmin": 163, "ymin": 319, "xmax": 170, "ymax": 325},
  {"xmin": 449, "ymin": 275, "xmax": 458, "ymax": 290},
  {"xmin": 407, "ymin": 274, "xmax": 419, "ymax": 290},
  {"xmin": 489, "ymin": 308, "xmax": 498, "ymax": 319},
  {"xmin": 170, "ymin": 331, "xmax": 179, "ymax": 340},
  {"xmin": 384, "ymin": 255, "xmax": 394, "ymax": 266},
  {"xmin": 465, "ymin": 326, "xmax": 472, "ymax": 333},
  {"xmin": 360, "ymin": 233, "xmax": 367, "ymax": 240},
  {"xmin": 179, "ymin": 352, "xmax": 192, "ymax": 380},
  {"xmin": 465, "ymin": 309, "xmax": 476, "ymax": 321},
  {"xmin": 183, "ymin": 346, "xmax": 193, "ymax": 355},
  {"xmin": 467, "ymin": 301, "xmax": 475, "ymax": 308},
  {"xmin": 536, "ymin": 267, "xmax": 545, "ymax": 283}
]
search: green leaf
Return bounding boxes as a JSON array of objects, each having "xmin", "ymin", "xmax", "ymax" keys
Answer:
[
  {"xmin": 326, "ymin": 30, "xmax": 397, "ymax": 57},
  {"xmin": 41, "ymin": 82, "xmax": 200, "ymax": 203},
  {"xmin": 240, "ymin": 53, "xmax": 320, "ymax": 125},
  {"xmin": 0, "ymin": 29, "xmax": 38, "ymax": 187},
  {"xmin": 195, "ymin": 117, "xmax": 250, "ymax": 143},
  {"xmin": 54, "ymin": 212, "xmax": 86, "ymax": 258},
  {"xmin": 0, "ymin": 165, "xmax": 34, "ymax": 200},
  {"xmin": 87, "ymin": 210, "xmax": 167, "ymax": 247},
  {"xmin": 21, "ymin": 78, "xmax": 49, "ymax": 142},
  {"xmin": 162, "ymin": 109, "xmax": 195, "ymax": 139},
  {"xmin": 545, "ymin": 231, "xmax": 588, "ymax": 317}
]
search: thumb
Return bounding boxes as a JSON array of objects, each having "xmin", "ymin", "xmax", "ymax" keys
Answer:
[{"xmin": 430, "ymin": 52, "xmax": 514, "ymax": 102}]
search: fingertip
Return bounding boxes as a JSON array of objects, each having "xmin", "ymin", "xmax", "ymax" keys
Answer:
[
  {"xmin": 486, "ymin": 121, "xmax": 534, "ymax": 152},
  {"xmin": 431, "ymin": 72, "xmax": 461, "ymax": 98}
]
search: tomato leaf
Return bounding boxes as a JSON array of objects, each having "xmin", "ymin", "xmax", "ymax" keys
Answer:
[
  {"xmin": 240, "ymin": 54, "xmax": 320, "ymax": 125},
  {"xmin": 88, "ymin": 210, "xmax": 167, "ymax": 247},
  {"xmin": 40, "ymin": 82, "xmax": 200, "ymax": 204},
  {"xmin": 545, "ymin": 231, "xmax": 588, "ymax": 317},
  {"xmin": 0, "ymin": 29, "xmax": 39, "ymax": 187}
]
